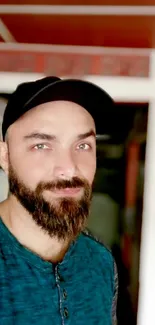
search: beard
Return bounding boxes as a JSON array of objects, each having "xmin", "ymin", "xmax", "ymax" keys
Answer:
[{"xmin": 8, "ymin": 164, "xmax": 93, "ymax": 240}]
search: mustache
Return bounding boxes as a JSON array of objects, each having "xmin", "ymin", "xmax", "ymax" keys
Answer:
[{"xmin": 36, "ymin": 177, "xmax": 88, "ymax": 192}]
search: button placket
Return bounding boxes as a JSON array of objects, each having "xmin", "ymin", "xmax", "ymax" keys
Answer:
[{"xmin": 56, "ymin": 266, "xmax": 69, "ymax": 323}]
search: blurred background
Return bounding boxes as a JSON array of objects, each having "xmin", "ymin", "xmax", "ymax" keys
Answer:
[{"xmin": 0, "ymin": 1, "xmax": 154, "ymax": 324}]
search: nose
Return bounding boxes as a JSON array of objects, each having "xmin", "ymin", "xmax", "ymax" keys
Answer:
[{"xmin": 53, "ymin": 150, "xmax": 77, "ymax": 179}]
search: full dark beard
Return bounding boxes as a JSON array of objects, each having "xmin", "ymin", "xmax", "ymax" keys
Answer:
[{"xmin": 8, "ymin": 165, "xmax": 92, "ymax": 240}]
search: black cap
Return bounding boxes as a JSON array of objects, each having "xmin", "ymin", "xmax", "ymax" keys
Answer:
[{"xmin": 2, "ymin": 76, "xmax": 114, "ymax": 139}]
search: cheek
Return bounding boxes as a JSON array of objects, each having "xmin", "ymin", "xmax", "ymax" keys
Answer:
[
  {"xmin": 8, "ymin": 150, "xmax": 51, "ymax": 186},
  {"xmin": 77, "ymin": 155, "xmax": 96, "ymax": 184}
]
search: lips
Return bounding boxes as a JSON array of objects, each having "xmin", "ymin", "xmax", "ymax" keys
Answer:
[{"xmin": 52, "ymin": 187, "xmax": 81, "ymax": 196}]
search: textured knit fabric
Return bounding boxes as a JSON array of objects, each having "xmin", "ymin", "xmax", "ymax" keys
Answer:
[{"xmin": 0, "ymin": 218, "xmax": 118, "ymax": 325}]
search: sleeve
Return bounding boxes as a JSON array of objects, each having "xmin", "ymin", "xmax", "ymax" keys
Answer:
[{"xmin": 112, "ymin": 260, "xmax": 118, "ymax": 325}]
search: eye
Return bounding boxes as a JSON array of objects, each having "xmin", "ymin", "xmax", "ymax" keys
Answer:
[
  {"xmin": 78, "ymin": 143, "xmax": 91, "ymax": 150},
  {"xmin": 33, "ymin": 143, "xmax": 49, "ymax": 150}
]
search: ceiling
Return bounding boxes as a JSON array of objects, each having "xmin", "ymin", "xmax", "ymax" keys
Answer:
[
  {"xmin": 0, "ymin": 1, "xmax": 155, "ymax": 48},
  {"xmin": 0, "ymin": 0, "xmax": 154, "ymax": 5},
  {"xmin": 0, "ymin": 2, "xmax": 150, "ymax": 146}
]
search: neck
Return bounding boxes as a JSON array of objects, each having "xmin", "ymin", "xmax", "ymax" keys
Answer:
[{"xmin": 0, "ymin": 196, "xmax": 72, "ymax": 264}]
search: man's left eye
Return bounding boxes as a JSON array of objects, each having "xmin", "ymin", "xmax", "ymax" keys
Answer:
[
  {"xmin": 34, "ymin": 144, "xmax": 48, "ymax": 150},
  {"xmin": 78, "ymin": 143, "xmax": 91, "ymax": 150}
]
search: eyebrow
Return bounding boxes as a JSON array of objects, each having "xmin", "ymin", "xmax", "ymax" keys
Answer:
[
  {"xmin": 24, "ymin": 133, "xmax": 56, "ymax": 141},
  {"xmin": 23, "ymin": 129, "xmax": 96, "ymax": 141},
  {"xmin": 77, "ymin": 130, "xmax": 96, "ymax": 140}
]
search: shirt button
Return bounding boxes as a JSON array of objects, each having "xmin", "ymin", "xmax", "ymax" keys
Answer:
[
  {"xmin": 57, "ymin": 273, "xmax": 64, "ymax": 282},
  {"xmin": 63, "ymin": 289, "xmax": 67, "ymax": 299},
  {"xmin": 63, "ymin": 307, "xmax": 69, "ymax": 318}
]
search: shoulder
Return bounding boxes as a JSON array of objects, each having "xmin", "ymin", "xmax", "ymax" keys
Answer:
[
  {"xmin": 80, "ymin": 228, "xmax": 118, "ymax": 291},
  {"xmin": 81, "ymin": 228, "xmax": 112, "ymax": 253},
  {"xmin": 80, "ymin": 229, "xmax": 119, "ymax": 323},
  {"xmin": 81, "ymin": 228, "xmax": 114, "ymax": 266}
]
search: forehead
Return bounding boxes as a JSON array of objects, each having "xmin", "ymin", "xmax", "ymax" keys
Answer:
[{"xmin": 8, "ymin": 100, "xmax": 96, "ymax": 139}]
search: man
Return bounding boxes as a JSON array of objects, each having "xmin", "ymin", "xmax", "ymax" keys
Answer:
[{"xmin": 0, "ymin": 76, "xmax": 118, "ymax": 324}]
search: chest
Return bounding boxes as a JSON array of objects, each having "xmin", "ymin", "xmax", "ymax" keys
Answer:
[{"xmin": 0, "ymin": 256, "xmax": 113, "ymax": 325}]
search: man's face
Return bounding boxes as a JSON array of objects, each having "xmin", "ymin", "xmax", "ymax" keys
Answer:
[{"xmin": 2, "ymin": 100, "xmax": 96, "ymax": 240}]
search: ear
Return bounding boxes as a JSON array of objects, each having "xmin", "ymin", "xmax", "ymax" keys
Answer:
[{"xmin": 0, "ymin": 141, "xmax": 9, "ymax": 175}]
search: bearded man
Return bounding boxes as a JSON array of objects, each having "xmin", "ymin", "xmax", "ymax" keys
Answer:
[{"xmin": 0, "ymin": 76, "xmax": 118, "ymax": 325}]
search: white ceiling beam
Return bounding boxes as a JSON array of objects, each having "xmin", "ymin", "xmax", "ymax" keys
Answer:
[
  {"xmin": 0, "ymin": 18, "xmax": 16, "ymax": 42},
  {"xmin": 0, "ymin": 72, "xmax": 152, "ymax": 103},
  {"xmin": 0, "ymin": 5, "xmax": 155, "ymax": 16},
  {"xmin": 0, "ymin": 42, "xmax": 150, "ymax": 55}
]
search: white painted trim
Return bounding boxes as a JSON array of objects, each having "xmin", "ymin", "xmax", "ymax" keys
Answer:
[
  {"xmin": 0, "ymin": 72, "xmax": 45, "ymax": 93},
  {"xmin": 0, "ymin": 72, "xmax": 152, "ymax": 103},
  {"xmin": 0, "ymin": 5, "xmax": 155, "ymax": 16},
  {"xmin": 137, "ymin": 100, "xmax": 155, "ymax": 325},
  {"xmin": 136, "ymin": 47, "xmax": 155, "ymax": 325},
  {"xmin": 0, "ymin": 19, "xmax": 16, "ymax": 42},
  {"xmin": 0, "ymin": 42, "xmax": 150, "ymax": 55},
  {"xmin": 83, "ymin": 76, "xmax": 153, "ymax": 102}
]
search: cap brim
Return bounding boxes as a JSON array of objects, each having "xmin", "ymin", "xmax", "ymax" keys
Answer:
[{"xmin": 22, "ymin": 79, "xmax": 114, "ymax": 134}]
